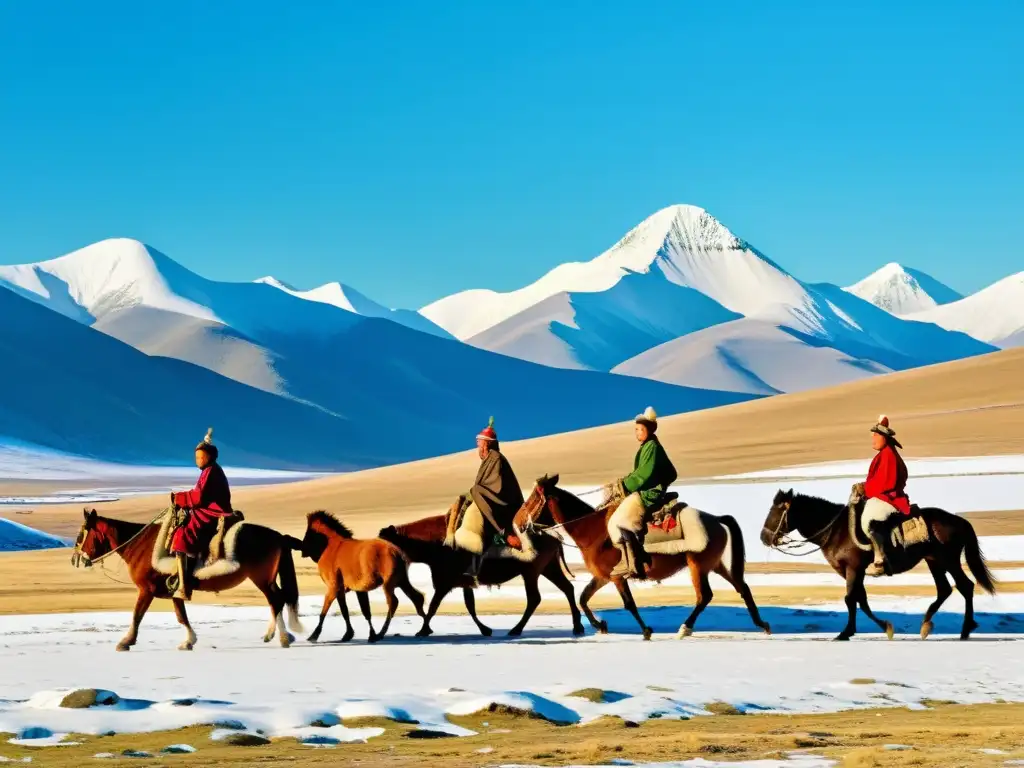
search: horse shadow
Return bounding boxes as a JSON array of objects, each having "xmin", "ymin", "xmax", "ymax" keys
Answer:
[{"xmin": 594, "ymin": 604, "xmax": 1024, "ymax": 637}]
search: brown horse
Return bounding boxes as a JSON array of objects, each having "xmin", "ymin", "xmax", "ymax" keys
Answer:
[
  {"xmin": 70, "ymin": 509, "xmax": 302, "ymax": 651},
  {"xmin": 761, "ymin": 489, "xmax": 996, "ymax": 640},
  {"xmin": 298, "ymin": 511, "xmax": 425, "ymax": 643},
  {"xmin": 515, "ymin": 475, "xmax": 769, "ymax": 640},
  {"xmin": 379, "ymin": 513, "xmax": 585, "ymax": 638}
]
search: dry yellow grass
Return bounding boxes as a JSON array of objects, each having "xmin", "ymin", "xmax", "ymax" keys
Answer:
[{"xmin": 0, "ymin": 704, "xmax": 1022, "ymax": 767}]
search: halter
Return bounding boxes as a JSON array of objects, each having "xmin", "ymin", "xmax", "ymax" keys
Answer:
[{"xmin": 520, "ymin": 484, "xmax": 608, "ymax": 537}]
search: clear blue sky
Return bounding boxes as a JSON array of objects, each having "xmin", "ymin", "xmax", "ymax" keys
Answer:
[{"xmin": 1, "ymin": 1, "xmax": 1021, "ymax": 308}]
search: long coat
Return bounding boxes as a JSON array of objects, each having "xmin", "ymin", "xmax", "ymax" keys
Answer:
[
  {"xmin": 622, "ymin": 436, "xmax": 678, "ymax": 509},
  {"xmin": 864, "ymin": 443, "xmax": 910, "ymax": 514},
  {"xmin": 170, "ymin": 462, "xmax": 234, "ymax": 556},
  {"xmin": 468, "ymin": 447, "xmax": 524, "ymax": 535}
]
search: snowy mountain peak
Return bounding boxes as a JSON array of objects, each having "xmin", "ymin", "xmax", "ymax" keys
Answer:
[
  {"xmin": 421, "ymin": 204, "xmax": 802, "ymax": 341},
  {"xmin": 845, "ymin": 263, "xmax": 962, "ymax": 315},
  {"xmin": 907, "ymin": 271, "xmax": 1024, "ymax": 348},
  {"xmin": 0, "ymin": 238, "xmax": 217, "ymax": 324}
]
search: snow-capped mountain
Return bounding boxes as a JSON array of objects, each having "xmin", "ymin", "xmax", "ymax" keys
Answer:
[
  {"xmin": 255, "ymin": 276, "xmax": 450, "ymax": 338},
  {"xmin": 0, "ymin": 238, "xmax": 755, "ymax": 468},
  {"xmin": 844, "ymin": 263, "xmax": 962, "ymax": 315},
  {"xmin": 906, "ymin": 272, "xmax": 1024, "ymax": 348},
  {"xmin": 421, "ymin": 205, "xmax": 994, "ymax": 390}
]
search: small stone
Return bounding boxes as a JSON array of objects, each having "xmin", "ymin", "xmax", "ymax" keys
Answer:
[
  {"xmin": 60, "ymin": 689, "xmax": 120, "ymax": 709},
  {"xmin": 160, "ymin": 745, "xmax": 196, "ymax": 754},
  {"xmin": 217, "ymin": 732, "xmax": 271, "ymax": 747}
]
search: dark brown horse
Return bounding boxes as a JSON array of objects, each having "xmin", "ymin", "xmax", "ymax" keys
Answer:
[
  {"xmin": 515, "ymin": 475, "xmax": 769, "ymax": 640},
  {"xmin": 761, "ymin": 489, "xmax": 996, "ymax": 640},
  {"xmin": 379, "ymin": 513, "xmax": 585, "ymax": 637},
  {"xmin": 298, "ymin": 511, "xmax": 425, "ymax": 643},
  {"xmin": 71, "ymin": 509, "xmax": 302, "ymax": 650}
]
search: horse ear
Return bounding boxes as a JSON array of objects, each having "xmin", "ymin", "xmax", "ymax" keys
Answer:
[
  {"xmin": 550, "ymin": 473, "xmax": 560, "ymax": 486},
  {"xmin": 83, "ymin": 509, "xmax": 89, "ymax": 521},
  {"xmin": 786, "ymin": 488, "xmax": 794, "ymax": 500}
]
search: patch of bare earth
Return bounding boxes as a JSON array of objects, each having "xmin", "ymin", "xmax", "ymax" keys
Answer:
[{"xmin": 1, "ymin": 704, "xmax": 1022, "ymax": 767}]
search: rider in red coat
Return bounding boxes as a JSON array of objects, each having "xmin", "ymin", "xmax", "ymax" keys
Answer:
[
  {"xmin": 861, "ymin": 415, "xmax": 911, "ymax": 576},
  {"xmin": 170, "ymin": 428, "xmax": 233, "ymax": 600}
]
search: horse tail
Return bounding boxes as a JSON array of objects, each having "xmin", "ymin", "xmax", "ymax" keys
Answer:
[
  {"xmin": 277, "ymin": 542, "xmax": 304, "ymax": 633},
  {"xmin": 718, "ymin": 515, "xmax": 745, "ymax": 583},
  {"xmin": 962, "ymin": 518, "xmax": 997, "ymax": 595}
]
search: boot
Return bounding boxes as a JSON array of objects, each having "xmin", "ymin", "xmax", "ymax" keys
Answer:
[
  {"xmin": 172, "ymin": 553, "xmax": 190, "ymax": 600},
  {"xmin": 866, "ymin": 522, "xmax": 892, "ymax": 577},
  {"xmin": 611, "ymin": 529, "xmax": 638, "ymax": 578},
  {"xmin": 624, "ymin": 529, "xmax": 649, "ymax": 580}
]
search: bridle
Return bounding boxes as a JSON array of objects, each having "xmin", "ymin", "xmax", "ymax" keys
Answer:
[
  {"xmin": 70, "ymin": 510, "xmax": 164, "ymax": 569},
  {"xmin": 762, "ymin": 498, "xmax": 844, "ymax": 557}
]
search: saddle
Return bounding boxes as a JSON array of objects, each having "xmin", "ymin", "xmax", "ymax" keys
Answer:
[
  {"xmin": 850, "ymin": 497, "xmax": 928, "ymax": 551},
  {"xmin": 643, "ymin": 504, "xmax": 710, "ymax": 555}
]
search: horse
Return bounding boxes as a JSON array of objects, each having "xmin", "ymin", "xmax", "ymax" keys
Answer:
[
  {"xmin": 760, "ymin": 489, "xmax": 997, "ymax": 640},
  {"xmin": 378, "ymin": 512, "xmax": 585, "ymax": 638},
  {"xmin": 514, "ymin": 475, "xmax": 770, "ymax": 640},
  {"xmin": 297, "ymin": 511, "xmax": 426, "ymax": 643},
  {"xmin": 70, "ymin": 509, "xmax": 303, "ymax": 651}
]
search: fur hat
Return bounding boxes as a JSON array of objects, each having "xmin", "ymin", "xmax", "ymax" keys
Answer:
[
  {"xmin": 870, "ymin": 415, "xmax": 902, "ymax": 448},
  {"xmin": 476, "ymin": 416, "xmax": 497, "ymax": 443},
  {"xmin": 635, "ymin": 406, "xmax": 658, "ymax": 432},
  {"xmin": 195, "ymin": 427, "xmax": 219, "ymax": 460}
]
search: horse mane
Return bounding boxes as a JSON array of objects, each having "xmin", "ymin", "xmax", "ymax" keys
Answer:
[
  {"xmin": 792, "ymin": 492, "xmax": 846, "ymax": 513},
  {"xmin": 307, "ymin": 510, "xmax": 353, "ymax": 539},
  {"xmin": 389, "ymin": 514, "xmax": 447, "ymax": 541}
]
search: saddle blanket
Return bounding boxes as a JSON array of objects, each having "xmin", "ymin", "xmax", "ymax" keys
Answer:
[
  {"xmin": 891, "ymin": 515, "xmax": 929, "ymax": 548},
  {"xmin": 152, "ymin": 509, "xmax": 245, "ymax": 580},
  {"xmin": 643, "ymin": 504, "xmax": 710, "ymax": 555}
]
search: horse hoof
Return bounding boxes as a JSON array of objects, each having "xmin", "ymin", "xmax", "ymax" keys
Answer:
[
  {"xmin": 762, "ymin": 623, "xmax": 772, "ymax": 636},
  {"xmin": 178, "ymin": 642, "xmax": 194, "ymax": 651},
  {"xmin": 573, "ymin": 625, "xmax": 586, "ymax": 637},
  {"xmin": 480, "ymin": 626, "xmax": 494, "ymax": 637},
  {"xmin": 367, "ymin": 634, "xmax": 380, "ymax": 644},
  {"xmin": 677, "ymin": 626, "xmax": 693, "ymax": 639},
  {"xmin": 307, "ymin": 634, "xmax": 320, "ymax": 644},
  {"xmin": 920, "ymin": 621, "xmax": 933, "ymax": 640},
  {"xmin": 597, "ymin": 621, "xmax": 609, "ymax": 635},
  {"xmin": 263, "ymin": 635, "xmax": 273, "ymax": 644},
  {"xmin": 642, "ymin": 628, "xmax": 654, "ymax": 641},
  {"xmin": 833, "ymin": 634, "xmax": 852, "ymax": 642},
  {"xmin": 116, "ymin": 643, "xmax": 131, "ymax": 652},
  {"xmin": 507, "ymin": 628, "xmax": 522, "ymax": 638},
  {"xmin": 341, "ymin": 632, "xmax": 355, "ymax": 643},
  {"xmin": 415, "ymin": 628, "xmax": 431, "ymax": 638},
  {"xmin": 885, "ymin": 622, "xmax": 895, "ymax": 640}
]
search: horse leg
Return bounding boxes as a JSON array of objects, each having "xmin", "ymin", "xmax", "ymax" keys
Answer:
[
  {"xmin": 948, "ymin": 561, "xmax": 978, "ymax": 640},
  {"xmin": 545, "ymin": 561, "xmax": 585, "ymax": 636},
  {"xmin": 463, "ymin": 588, "xmax": 492, "ymax": 636},
  {"xmin": 307, "ymin": 582, "xmax": 337, "ymax": 643},
  {"xmin": 835, "ymin": 567, "xmax": 861, "ymax": 641},
  {"xmin": 337, "ymin": 591, "xmax": 355, "ymax": 642},
  {"xmin": 256, "ymin": 579, "xmax": 290, "ymax": 648},
  {"xmin": 417, "ymin": 580, "xmax": 452, "ymax": 638},
  {"xmin": 356, "ymin": 590, "xmax": 379, "ymax": 642},
  {"xmin": 920, "ymin": 559, "xmax": 953, "ymax": 640},
  {"xmin": 508, "ymin": 575, "xmax": 541, "ymax": 637},
  {"xmin": 376, "ymin": 584, "xmax": 399, "ymax": 641},
  {"xmin": 713, "ymin": 564, "xmax": 770, "ymax": 635},
  {"xmin": 678, "ymin": 565, "xmax": 712, "ymax": 638},
  {"xmin": 117, "ymin": 589, "xmax": 154, "ymax": 651},
  {"xmin": 172, "ymin": 598, "xmax": 198, "ymax": 651},
  {"xmin": 580, "ymin": 576, "xmax": 610, "ymax": 633},
  {"xmin": 613, "ymin": 578, "xmax": 652, "ymax": 641},
  {"xmin": 398, "ymin": 570, "xmax": 426, "ymax": 621},
  {"xmin": 856, "ymin": 585, "xmax": 895, "ymax": 639}
]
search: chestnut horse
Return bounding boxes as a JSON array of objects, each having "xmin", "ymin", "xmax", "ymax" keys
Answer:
[
  {"xmin": 70, "ymin": 509, "xmax": 302, "ymax": 651},
  {"xmin": 761, "ymin": 489, "xmax": 996, "ymax": 640},
  {"xmin": 379, "ymin": 513, "xmax": 585, "ymax": 637},
  {"xmin": 298, "ymin": 511, "xmax": 426, "ymax": 643},
  {"xmin": 515, "ymin": 475, "xmax": 770, "ymax": 640}
]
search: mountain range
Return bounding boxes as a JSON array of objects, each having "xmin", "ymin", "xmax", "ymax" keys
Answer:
[{"xmin": 1, "ymin": 204, "xmax": 1018, "ymax": 468}]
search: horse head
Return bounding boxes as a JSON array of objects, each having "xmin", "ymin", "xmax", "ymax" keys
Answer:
[
  {"xmin": 760, "ymin": 488, "xmax": 795, "ymax": 547},
  {"xmin": 70, "ymin": 509, "xmax": 105, "ymax": 568},
  {"xmin": 514, "ymin": 474, "xmax": 560, "ymax": 531}
]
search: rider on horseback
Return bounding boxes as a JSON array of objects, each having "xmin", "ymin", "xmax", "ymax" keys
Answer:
[
  {"xmin": 858, "ymin": 415, "xmax": 911, "ymax": 577},
  {"xmin": 604, "ymin": 407, "xmax": 678, "ymax": 579},
  {"xmin": 447, "ymin": 417, "xmax": 524, "ymax": 582},
  {"xmin": 169, "ymin": 428, "xmax": 234, "ymax": 601}
]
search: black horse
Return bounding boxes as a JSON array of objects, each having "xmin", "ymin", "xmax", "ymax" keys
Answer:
[{"xmin": 761, "ymin": 489, "xmax": 996, "ymax": 640}]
